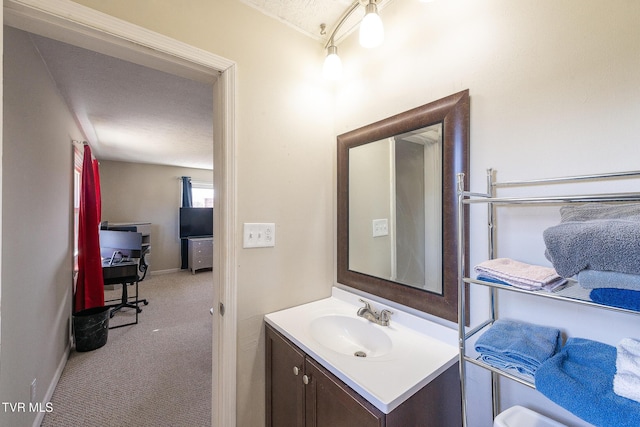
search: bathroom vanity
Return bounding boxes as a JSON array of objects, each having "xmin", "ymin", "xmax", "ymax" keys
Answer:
[
  {"xmin": 265, "ymin": 288, "xmax": 462, "ymax": 426},
  {"xmin": 263, "ymin": 90, "xmax": 469, "ymax": 426}
]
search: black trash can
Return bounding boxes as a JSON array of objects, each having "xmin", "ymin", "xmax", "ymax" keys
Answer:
[{"xmin": 73, "ymin": 306, "xmax": 110, "ymax": 352}]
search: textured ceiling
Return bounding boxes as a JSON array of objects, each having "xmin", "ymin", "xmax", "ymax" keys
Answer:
[
  {"xmin": 31, "ymin": 33, "xmax": 214, "ymax": 170},
  {"xmin": 241, "ymin": 0, "xmax": 356, "ymax": 41},
  {"xmin": 240, "ymin": 0, "xmax": 395, "ymax": 44},
  {"xmin": 26, "ymin": 1, "xmax": 395, "ymax": 171}
]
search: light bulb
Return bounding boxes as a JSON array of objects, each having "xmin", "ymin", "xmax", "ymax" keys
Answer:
[
  {"xmin": 323, "ymin": 45, "xmax": 342, "ymax": 80},
  {"xmin": 359, "ymin": 2, "xmax": 384, "ymax": 49}
]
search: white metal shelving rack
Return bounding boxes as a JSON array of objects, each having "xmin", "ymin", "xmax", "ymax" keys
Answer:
[{"xmin": 456, "ymin": 169, "xmax": 640, "ymax": 427}]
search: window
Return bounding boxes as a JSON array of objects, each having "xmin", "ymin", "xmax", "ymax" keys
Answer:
[
  {"xmin": 73, "ymin": 147, "xmax": 82, "ymax": 258},
  {"xmin": 191, "ymin": 181, "xmax": 214, "ymax": 208}
]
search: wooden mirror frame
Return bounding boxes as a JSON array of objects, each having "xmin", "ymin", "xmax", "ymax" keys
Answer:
[{"xmin": 337, "ymin": 90, "xmax": 470, "ymax": 323}]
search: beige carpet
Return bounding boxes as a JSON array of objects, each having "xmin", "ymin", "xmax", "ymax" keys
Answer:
[{"xmin": 42, "ymin": 270, "xmax": 213, "ymax": 427}]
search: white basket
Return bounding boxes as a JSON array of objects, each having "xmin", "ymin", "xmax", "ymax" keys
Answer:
[{"xmin": 494, "ymin": 406, "xmax": 566, "ymax": 427}]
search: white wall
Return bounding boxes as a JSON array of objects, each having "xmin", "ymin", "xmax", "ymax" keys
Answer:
[
  {"xmin": 1, "ymin": 26, "xmax": 81, "ymax": 427},
  {"xmin": 335, "ymin": 0, "xmax": 640, "ymax": 425},
  {"xmin": 99, "ymin": 160, "xmax": 213, "ymax": 272}
]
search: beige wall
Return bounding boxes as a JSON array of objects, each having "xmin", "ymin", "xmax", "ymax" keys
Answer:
[
  {"xmin": 0, "ymin": 26, "xmax": 81, "ymax": 426},
  {"xmin": 336, "ymin": 1, "xmax": 640, "ymax": 425},
  {"xmin": 99, "ymin": 160, "xmax": 213, "ymax": 272}
]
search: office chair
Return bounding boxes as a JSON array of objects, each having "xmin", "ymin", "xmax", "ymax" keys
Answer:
[{"xmin": 100, "ymin": 230, "xmax": 149, "ymax": 328}]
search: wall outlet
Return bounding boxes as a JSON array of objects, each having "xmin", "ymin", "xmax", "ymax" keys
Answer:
[
  {"xmin": 30, "ymin": 378, "xmax": 37, "ymax": 403},
  {"xmin": 243, "ymin": 223, "xmax": 276, "ymax": 248}
]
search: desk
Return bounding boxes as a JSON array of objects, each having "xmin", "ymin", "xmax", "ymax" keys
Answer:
[
  {"xmin": 106, "ymin": 222, "xmax": 151, "ymax": 280},
  {"xmin": 102, "ymin": 260, "xmax": 148, "ymax": 328}
]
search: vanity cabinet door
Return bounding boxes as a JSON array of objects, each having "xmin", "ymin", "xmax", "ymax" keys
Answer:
[
  {"xmin": 266, "ymin": 325, "xmax": 306, "ymax": 427},
  {"xmin": 266, "ymin": 323, "xmax": 461, "ymax": 427},
  {"xmin": 304, "ymin": 357, "xmax": 384, "ymax": 427}
]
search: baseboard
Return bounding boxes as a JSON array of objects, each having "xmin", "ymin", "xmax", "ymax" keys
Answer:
[
  {"xmin": 149, "ymin": 268, "xmax": 181, "ymax": 275},
  {"xmin": 32, "ymin": 342, "xmax": 70, "ymax": 427},
  {"xmin": 106, "ymin": 267, "xmax": 183, "ymax": 283}
]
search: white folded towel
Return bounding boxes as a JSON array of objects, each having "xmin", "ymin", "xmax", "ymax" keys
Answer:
[
  {"xmin": 614, "ymin": 338, "xmax": 640, "ymax": 403},
  {"xmin": 474, "ymin": 258, "xmax": 566, "ymax": 291}
]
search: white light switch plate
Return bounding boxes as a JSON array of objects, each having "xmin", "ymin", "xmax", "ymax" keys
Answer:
[
  {"xmin": 372, "ymin": 218, "xmax": 389, "ymax": 237},
  {"xmin": 243, "ymin": 223, "xmax": 276, "ymax": 248}
]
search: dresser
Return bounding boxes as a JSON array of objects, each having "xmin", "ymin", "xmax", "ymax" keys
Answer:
[{"xmin": 187, "ymin": 237, "xmax": 213, "ymax": 274}]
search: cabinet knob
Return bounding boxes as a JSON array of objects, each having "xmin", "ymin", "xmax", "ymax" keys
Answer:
[
  {"xmin": 293, "ymin": 366, "xmax": 300, "ymax": 376},
  {"xmin": 302, "ymin": 374, "xmax": 311, "ymax": 385}
]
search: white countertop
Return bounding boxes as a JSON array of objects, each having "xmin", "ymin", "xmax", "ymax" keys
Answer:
[{"xmin": 264, "ymin": 287, "xmax": 459, "ymax": 414}]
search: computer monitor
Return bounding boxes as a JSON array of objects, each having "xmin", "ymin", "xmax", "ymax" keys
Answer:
[{"xmin": 99, "ymin": 229, "xmax": 142, "ymax": 259}]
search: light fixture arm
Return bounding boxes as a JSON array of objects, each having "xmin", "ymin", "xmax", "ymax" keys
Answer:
[{"xmin": 323, "ymin": 0, "xmax": 362, "ymax": 49}]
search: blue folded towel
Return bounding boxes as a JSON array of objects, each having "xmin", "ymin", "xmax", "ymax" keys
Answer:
[
  {"xmin": 535, "ymin": 337, "xmax": 640, "ymax": 427},
  {"xmin": 476, "ymin": 274, "xmax": 509, "ymax": 286},
  {"xmin": 543, "ymin": 219, "xmax": 640, "ymax": 277},
  {"xmin": 474, "ymin": 319, "xmax": 562, "ymax": 378},
  {"xmin": 590, "ymin": 288, "xmax": 640, "ymax": 312},
  {"xmin": 578, "ymin": 269, "xmax": 640, "ymax": 291}
]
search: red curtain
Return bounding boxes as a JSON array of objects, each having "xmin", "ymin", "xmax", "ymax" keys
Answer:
[{"xmin": 74, "ymin": 144, "xmax": 104, "ymax": 312}]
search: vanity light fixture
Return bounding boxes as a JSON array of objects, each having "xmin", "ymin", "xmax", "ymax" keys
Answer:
[
  {"xmin": 323, "ymin": 44, "xmax": 343, "ymax": 81},
  {"xmin": 321, "ymin": 0, "xmax": 385, "ymax": 80},
  {"xmin": 359, "ymin": 0, "xmax": 384, "ymax": 49}
]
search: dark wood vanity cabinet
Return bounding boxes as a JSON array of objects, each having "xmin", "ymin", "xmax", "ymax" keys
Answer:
[
  {"xmin": 266, "ymin": 324, "xmax": 383, "ymax": 427},
  {"xmin": 304, "ymin": 356, "xmax": 384, "ymax": 427},
  {"xmin": 265, "ymin": 324, "xmax": 462, "ymax": 427},
  {"xmin": 266, "ymin": 323, "xmax": 306, "ymax": 426}
]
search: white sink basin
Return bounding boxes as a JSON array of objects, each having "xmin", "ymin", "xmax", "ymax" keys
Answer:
[
  {"xmin": 264, "ymin": 287, "xmax": 459, "ymax": 414},
  {"xmin": 309, "ymin": 315, "xmax": 393, "ymax": 357}
]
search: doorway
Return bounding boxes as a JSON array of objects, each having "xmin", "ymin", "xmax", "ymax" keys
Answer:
[{"xmin": 1, "ymin": 1, "xmax": 237, "ymax": 426}]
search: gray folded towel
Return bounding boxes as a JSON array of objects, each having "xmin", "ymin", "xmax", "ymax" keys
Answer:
[
  {"xmin": 560, "ymin": 202, "xmax": 640, "ymax": 222},
  {"xmin": 544, "ymin": 219, "xmax": 640, "ymax": 277}
]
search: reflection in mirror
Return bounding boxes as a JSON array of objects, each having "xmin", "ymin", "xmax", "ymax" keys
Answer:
[
  {"xmin": 349, "ymin": 124, "xmax": 442, "ymax": 292},
  {"xmin": 337, "ymin": 90, "xmax": 469, "ymax": 323}
]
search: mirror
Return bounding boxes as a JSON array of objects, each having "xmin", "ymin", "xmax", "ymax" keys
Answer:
[
  {"xmin": 348, "ymin": 123, "xmax": 443, "ymax": 292},
  {"xmin": 337, "ymin": 90, "xmax": 469, "ymax": 323}
]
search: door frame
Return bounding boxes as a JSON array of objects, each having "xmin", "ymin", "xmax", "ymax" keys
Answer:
[{"xmin": 2, "ymin": 1, "xmax": 237, "ymax": 426}]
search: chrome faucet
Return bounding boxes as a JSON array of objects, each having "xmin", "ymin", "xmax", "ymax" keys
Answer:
[{"xmin": 357, "ymin": 299, "xmax": 393, "ymax": 327}]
